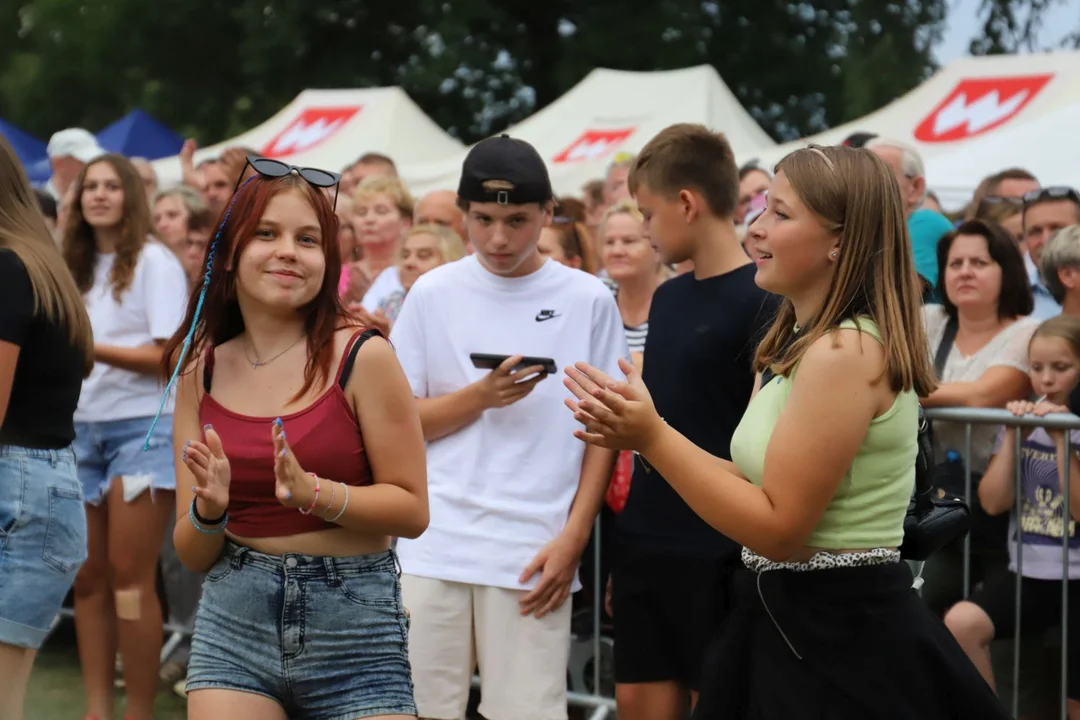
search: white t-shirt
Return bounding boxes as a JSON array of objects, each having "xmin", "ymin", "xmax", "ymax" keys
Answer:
[
  {"xmin": 75, "ymin": 242, "xmax": 189, "ymax": 422},
  {"xmin": 360, "ymin": 266, "xmax": 403, "ymax": 312},
  {"xmin": 922, "ymin": 304, "xmax": 1039, "ymax": 474},
  {"xmin": 390, "ymin": 255, "xmax": 630, "ymax": 591}
]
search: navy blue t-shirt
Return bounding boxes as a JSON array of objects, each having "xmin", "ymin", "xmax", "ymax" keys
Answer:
[{"xmin": 617, "ymin": 263, "xmax": 781, "ymax": 556}]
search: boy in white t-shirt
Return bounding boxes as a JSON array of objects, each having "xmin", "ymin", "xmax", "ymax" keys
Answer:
[{"xmin": 390, "ymin": 135, "xmax": 629, "ymax": 720}]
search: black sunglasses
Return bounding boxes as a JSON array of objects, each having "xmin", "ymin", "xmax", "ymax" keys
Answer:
[
  {"xmin": 236, "ymin": 155, "xmax": 342, "ymax": 206},
  {"xmin": 1022, "ymin": 185, "xmax": 1080, "ymax": 207}
]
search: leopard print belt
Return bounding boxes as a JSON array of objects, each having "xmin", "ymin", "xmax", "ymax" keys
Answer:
[{"xmin": 741, "ymin": 546, "xmax": 901, "ymax": 573}]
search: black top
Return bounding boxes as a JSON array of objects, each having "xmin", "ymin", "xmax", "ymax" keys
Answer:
[
  {"xmin": 617, "ymin": 264, "xmax": 781, "ymax": 556},
  {"xmin": 0, "ymin": 249, "xmax": 85, "ymax": 449}
]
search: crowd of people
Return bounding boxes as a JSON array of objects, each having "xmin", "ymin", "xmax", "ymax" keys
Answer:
[{"xmin": 0, "ymin": 114, "xmax": 1077, "ymax": 720}]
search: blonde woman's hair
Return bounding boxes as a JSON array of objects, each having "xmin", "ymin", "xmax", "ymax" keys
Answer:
[
  {"xmin": 62, "ymin": 154, "xmax": 153, "ymax": 302},
  {"xmin": 0, "ymin": 135, "xmax": 93, "ymax": 375},
  {"xmin": 600, "ymin": 199, "xmax": 673, "ymax": 280},
  {"xmin": 402, "ymin": 224, "xmax": 468, "ymax": 265},
  {"xmin": 754, "ymin": 145, "xmax": 937, "ymax": 396},
  {"xmin": 353, "ymin": 175, "xmax": 414, "ymax": 218}
]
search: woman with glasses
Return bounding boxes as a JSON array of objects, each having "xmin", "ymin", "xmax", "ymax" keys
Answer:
[
  {"xmin": 62, "ymin": 154, "xmax": 190, "ymax": 720},
  {"xmin": 162, "ymin": 158, "xmax": 428, "ymax": 719},
  {"xmin": 0, "ymin": 135, "xmax": 94, "ymax": 720}
]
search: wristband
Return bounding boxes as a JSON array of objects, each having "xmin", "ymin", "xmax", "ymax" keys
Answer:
[{"xmin": 189, "ymin": 497, "xmax": 228, "ymax": 534}]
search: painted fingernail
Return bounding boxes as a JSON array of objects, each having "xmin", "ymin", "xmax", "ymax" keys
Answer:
[
  {"xmin": 273, "ymin": 417, "xmax": 283, "ymax": 427},
  {"xmin": 191, "ymin": 486, "xmax": 197, "ymax": 493},
  {"xmin": 181, "ymin": 453, "xmax": 187, "ymax": 462},
  {"xmin": 285, "ymin": 491, "xmax": 292, "ymax": 500},
  {"xmin": 203, "ymin": 424, "xmax": 212, "ymax": 431},
  {"xmin": 280, "ymin": 430, "xmax": 286, "ymax": 440},
  {"xmin": 280, "ymin": 449, "xmax": 287, "ymax": 457}
]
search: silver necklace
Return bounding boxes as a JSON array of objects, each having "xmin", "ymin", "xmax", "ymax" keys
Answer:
[{"xmin": 245, "ymin": 335, "xmax": 304, "ymax": 369}]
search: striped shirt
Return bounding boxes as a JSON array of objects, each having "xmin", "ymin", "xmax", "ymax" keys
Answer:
[{"xmin": 603, "ymin": 277, "xmax": 648, "ymax": 354}]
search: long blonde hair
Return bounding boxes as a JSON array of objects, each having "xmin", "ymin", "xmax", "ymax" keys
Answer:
[
  {"xmin": 754, "ymin": 145, "xmax": 936, "ymax": 396},
  {"xmin": 0, "ymin": 135, "xmax": 93, "ymax": 375},
  {"xmin": 62, "ymin": 154, "xmax": 152, "ymax": 302}
]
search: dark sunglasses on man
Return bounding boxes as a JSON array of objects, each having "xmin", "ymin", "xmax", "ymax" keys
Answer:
[
  {"xmin": 1022, "ymin": 185, "xmax": 1080, "ymax": 207},
  {"xmin": 235, "ymin": 155, "xmax": 342, "ymax": 207}
]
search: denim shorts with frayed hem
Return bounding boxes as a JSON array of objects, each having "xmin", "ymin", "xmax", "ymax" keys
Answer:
[
  {"xmin": 0, "ymin": 445, "xmax": 87, "ymax": 649},
  {"xmin": 73, "ymin": 415, "xmax": 176, "ymax": 506},
  {"xmin": 185, "ymin": 542, "xmax": 416, "ymax": 720}
]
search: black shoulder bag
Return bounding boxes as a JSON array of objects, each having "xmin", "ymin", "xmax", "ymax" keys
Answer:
[{"xmin": 899, "ymin": 317, "xmax": 972, "ymax": 561}]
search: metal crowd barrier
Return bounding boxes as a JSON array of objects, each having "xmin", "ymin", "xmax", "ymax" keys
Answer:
[
  {"xmin": 924, "ymin": 407, "xmax": 1078, "ymax": 720},
  {"xmin": 48, "ymin": 406, "xmax": 1079, "ymax": 718}
]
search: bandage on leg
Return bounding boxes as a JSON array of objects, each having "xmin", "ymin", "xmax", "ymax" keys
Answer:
[{"xmin": 115, "ymin": 589, "xmax": 142, "ymax": 621}]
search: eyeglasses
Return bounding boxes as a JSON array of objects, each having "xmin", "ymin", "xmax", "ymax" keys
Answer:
[{"xmin": 236, "ymin": 155, "xmax": 342, "ymax": 207}]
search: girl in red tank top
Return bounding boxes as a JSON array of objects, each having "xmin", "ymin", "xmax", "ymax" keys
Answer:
[{"xmin": 148, "ymin": 157, "xmax": 428, "ymax": 720}]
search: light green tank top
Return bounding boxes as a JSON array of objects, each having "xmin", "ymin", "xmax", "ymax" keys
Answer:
[{"xmin": 729, "ymin": 318, "xmax": 916, "ymax": 549}]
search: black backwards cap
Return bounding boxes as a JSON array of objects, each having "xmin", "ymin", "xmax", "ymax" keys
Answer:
[{"xmin": 457, "ymin": 134, "xmax": 554, "ymax": 206}]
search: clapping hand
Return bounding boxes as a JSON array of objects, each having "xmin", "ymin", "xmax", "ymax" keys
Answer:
[
  {"xmin": 182, "ymin": 424, "xmax": 231, "ymax": 516},
  {"xmin": 271, "ymin": 419, "xmax": 317, "ymax": 510},
  {"xmin": 563, "ymin": 357, "xmax": 664, "ymax": 452}
]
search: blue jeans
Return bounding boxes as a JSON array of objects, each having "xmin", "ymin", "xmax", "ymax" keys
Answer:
[
  {"xmin": 73, "ymin": 415, "xmax": 175, "ymax": 505},
  {"xmin": 186, "ymin": 542, "xmax": 416, "ymax": 719},
  {"xmin": 0, "ymin": 445, "xmax": 87, "ymax": 648}
]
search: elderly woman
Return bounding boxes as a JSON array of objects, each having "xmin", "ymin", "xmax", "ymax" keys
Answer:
[{"xmin": 1041, "ymin": 225, "xmax": 1080, "ymax": 317}]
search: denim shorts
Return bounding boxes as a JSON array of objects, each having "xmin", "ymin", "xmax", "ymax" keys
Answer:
[
  {"xmin": 73, "ymin": 415, "xmax": 175, "ymax": 506},
  {"xmin": 0, "ymin": 445, "xmax": 87, "ymax": 648},
  {"xmin": 186, "ymin": 542, "xmax": 416, "ymax": 719}
]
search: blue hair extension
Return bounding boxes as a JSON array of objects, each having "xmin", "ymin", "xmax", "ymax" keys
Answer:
[{"xmin": 143, "ymin": 178, "xmax": 255, "ymax": 450}]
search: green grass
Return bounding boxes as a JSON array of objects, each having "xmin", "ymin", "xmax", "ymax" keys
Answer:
[{"xmin": 25, "ymin": 623, "xmax": 187, "ymax": 720}]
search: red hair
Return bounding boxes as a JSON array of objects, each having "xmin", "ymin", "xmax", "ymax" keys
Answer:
[{"xmin": 162, "ymin": 174, "xmax": 350, "ymax": 401}]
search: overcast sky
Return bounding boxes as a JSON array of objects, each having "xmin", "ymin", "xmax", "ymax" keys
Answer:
[{"xmin": 936, "ymin": 0, "xmax": 1077, "ymax": 63}]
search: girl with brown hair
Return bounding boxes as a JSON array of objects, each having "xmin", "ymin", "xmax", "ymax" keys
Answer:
[
  {"xmin": 565, "ymin": 145, "xmax": 1009, "ymax": 718},
  {"xmin": 63, "ymin": 154, "xmax": 190, "ymax": 720}
]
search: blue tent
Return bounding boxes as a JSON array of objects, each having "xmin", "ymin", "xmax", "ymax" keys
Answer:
[
  {"xmin": 97, "ymin": 109, "xmax": 184, "ymax": 160},
  {"xmin": 0, "ymin": 119, "xmax": 47, "ymax": 169}
]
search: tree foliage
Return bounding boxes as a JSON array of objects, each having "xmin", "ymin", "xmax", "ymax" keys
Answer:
[{"xmin": 0, "ymin": 0, "xmax": 1073, "ymax": 148}]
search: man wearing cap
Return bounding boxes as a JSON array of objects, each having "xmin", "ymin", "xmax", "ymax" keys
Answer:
[
  {"xmin": 389, "ymin": 135, "xmax": 629, "ymax": 720},
  {"xmin": 43, "ymin": 128, "xmax": 107, "ymax": 201}
]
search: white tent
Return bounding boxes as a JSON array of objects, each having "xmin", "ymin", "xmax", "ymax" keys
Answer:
[
  {"xmin": 401, "ymin": 65, "xmax": 776, "ymax": 197},
  {"xmin": 744, "ymin": 50, "xmax": 1080, "ymax": 184},
  {"xmin": 151, "ymin": 87, "xmax": 464, "ymax": 187},
  {"xmin": 926, "ymin": 102, "xmax": 1080, "ymax": 206}
]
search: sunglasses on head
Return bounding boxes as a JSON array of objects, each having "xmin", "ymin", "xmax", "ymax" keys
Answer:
[
  {"xmin": 236, "ymin": 155, "xmax": 342, "ymax": 206},
  {"xmin": 1022, "ymin": 186, "xmax": 1080, "ymax": 207}
]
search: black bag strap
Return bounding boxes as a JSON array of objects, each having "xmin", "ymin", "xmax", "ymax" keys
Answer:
[
  {"xmin": 934, "ymin": 317, "xmax": 958, "ymax": 379},
  {"xmin": 338, "ymin": 328, "xmax": 382, "ymax": 390}
]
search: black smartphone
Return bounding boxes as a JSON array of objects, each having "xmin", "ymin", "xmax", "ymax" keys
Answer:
[{"xmin": 470, "ymin": 353, "xmax": 558, "ymax": 375}]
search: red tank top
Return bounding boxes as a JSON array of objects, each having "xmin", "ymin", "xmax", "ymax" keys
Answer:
[{"xmin": 200, "ymin": 328, "xmax": 377, "ymax": 537}]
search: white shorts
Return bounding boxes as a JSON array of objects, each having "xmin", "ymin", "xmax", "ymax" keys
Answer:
[{"xmin": 401, "ymin": 574, "xmax": 572, "ymax": 720}]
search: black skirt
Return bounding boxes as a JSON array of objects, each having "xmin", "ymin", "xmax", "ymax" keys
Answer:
[{"xmin": 693, "ymin": 560, "xmax": 1010, "ymax": 719}]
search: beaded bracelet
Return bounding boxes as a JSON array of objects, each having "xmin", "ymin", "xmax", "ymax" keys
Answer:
[
  {"xmin": 299, "ymin": 473, "xmax": 321, "ymax": 515},
  {"xmin": 189, "ymin": 498, "xmax": 228, "ymax": 534}
]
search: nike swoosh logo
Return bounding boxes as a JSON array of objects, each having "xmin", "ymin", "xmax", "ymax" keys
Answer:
[{"xmin": 536, "ymin": 312, "xmax": 560, "ymax": 322}]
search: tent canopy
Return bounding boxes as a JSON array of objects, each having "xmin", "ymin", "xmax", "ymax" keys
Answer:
[
  {"xmin": 745, "ymin": 50, "xmax": 1080, "ymax": 185},
  {"xmin": 0, "ymin": 119, "xmax": 47, "ymax": 170},
  {"xmin": 926, "ymin": 102, "xmax": 1080, "ymax": 207},
  {"xmin": 151, "ymin": 86, "xmax": 465, "ymax": 188},
  {"xmin": 98, "ymin": 109, "xmax": 185, "ymax": 160},
  {"xmin": 401, "ymin": 65, "xmax": 777, "ymax": 197}
]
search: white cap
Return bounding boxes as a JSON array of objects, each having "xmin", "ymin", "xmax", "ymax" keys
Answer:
[{"xmin": 47, "ymin": 128, "xmax": 106, "ymax": 163}]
